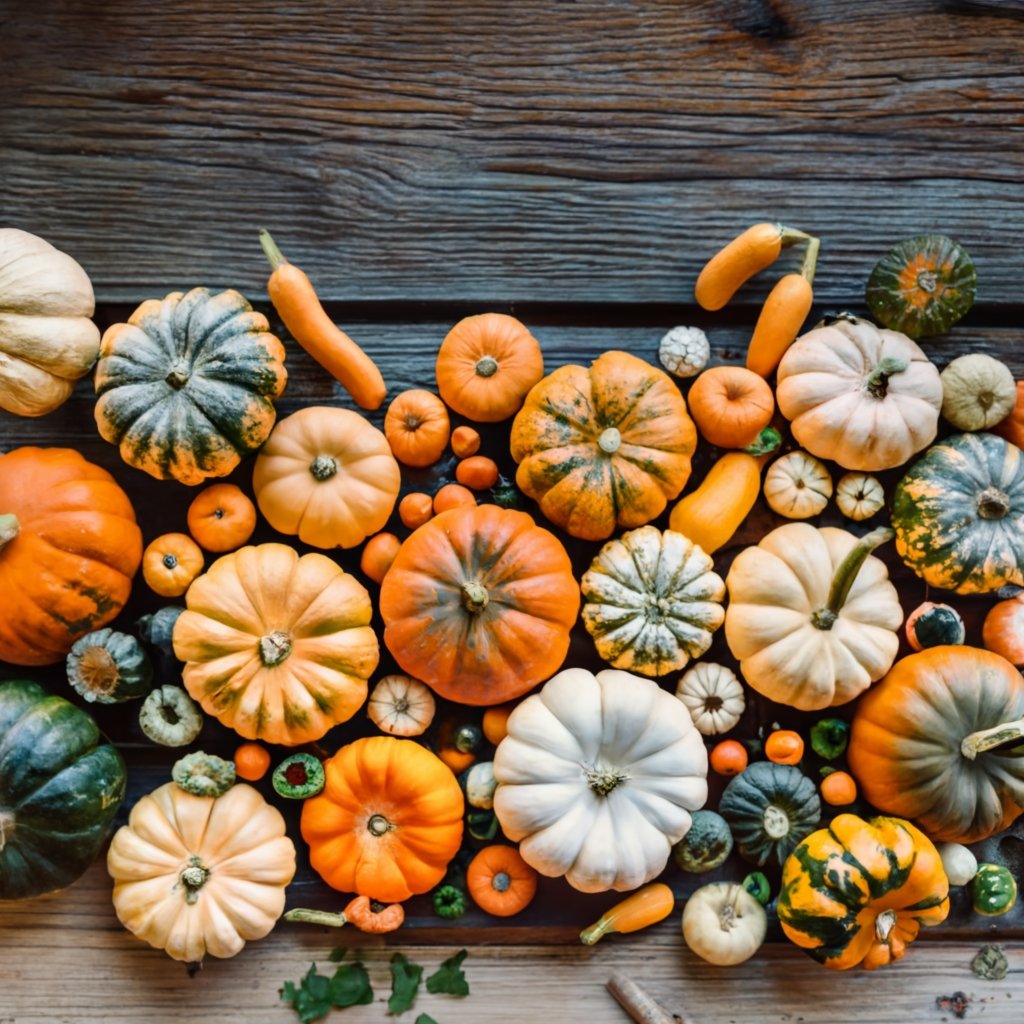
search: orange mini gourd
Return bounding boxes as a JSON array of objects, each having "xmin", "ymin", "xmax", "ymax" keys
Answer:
[
  {"xmin": 687, "ymin": 366, "xmax": 775, "ymax": 449},
  {"xmin": 301, "ymin": 735, "xmax": 464, "ymax": 903},
  {"xmin": 384, "ymin": 389, "xmax": 450, "ymax": 468},
  {"xmin": 142, "ymin": 533, "xmax": 204, "ymax": 598},
  {"xmin": 187, "ymin": 484, "xmax": 257, "ymax": 553},
  {"xmin": 466, "ymin": 845, "xmax": 538, "ymax": 917}
]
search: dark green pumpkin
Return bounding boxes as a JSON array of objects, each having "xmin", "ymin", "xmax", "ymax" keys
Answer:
[
  {"xmin": 66, "ymin": 628, "xmax": 152, "ymax": 704},
  {"xmin": 0, "ymin": 679, "xmax": 127, "ymax": 900},
  {"xmin": 972, "ymin": 863, "xmax": 1017, "ymax": 917},
  {"xmin": 94, "ymin": 287, "xmax": 288, "ymax": 486},
  {"xmin": 719, "ymin": 761, "xmax": 821, "ymax": 867},
  {"xmin": 865, "ymin": 234, "xmax": 976, "ymax": 339},
  {"xmin": 893, "ymin": 433, "xmax": 1024, "ymax": 595},
  {"xmin": 672, "ymin": 809, "xmax": 733, "ymax": 873}
]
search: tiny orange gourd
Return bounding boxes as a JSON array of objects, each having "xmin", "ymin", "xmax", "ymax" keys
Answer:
[
  {"xmin": 451, "ymin": 425, "xmax": 482, "ymax": 458},
  {"xmin": 710, "ymin": 739, "xmax": 748, "ymax": 776},
  {"xmin": 234, "ymin": 742, "xmax": 272, "ymax": 782},
  {"xmin": 399, "ymin": 492, "xmax": 434, "ymax": 529},
  {"xmin": 187, "ymin": 483, "xmax": 257, "ymax": 553},
  {"xmin": 482, "ymin": 701, "xmax": 518, "ymax": 745},
  {"xmin": 688, "ymin": 366, "xmax": 775, "ymax": 450},
  {"xmin": 384, "ymin": 389, "xmax": 451, "ymax": 468},
  {"xmin": 433, "ymin": 482, "xmax": 476, "ymax": 514},
  {"xmin": 982, "ymin": 596, "xmax": 1024, "ymax": 667},
  {"xmin": 765, "ymin": 730, "xmax": 805, "ymax": 765},
  {"xmin": 466, "ymin": 845, "xmax": 539, "ymax": 917},
  {"xmin": 360, "ymin": 532, "xmax": 402, "ymax": 584},
  {"xmin": 142, "ymin": 533, "xmax": 204, "ymax": 598},
  {"xmin": 820, "ymin": 771, "xmax": 858, "ymax": 806},
  {"xmin": 456, "ymin": 455, "xmax": 500, "ymax": 491}
]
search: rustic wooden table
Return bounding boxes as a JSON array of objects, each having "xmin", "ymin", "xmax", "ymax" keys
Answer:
[{"xmin": 2, "ymin": 1, "xmax": 1024, "ymax": 1021}]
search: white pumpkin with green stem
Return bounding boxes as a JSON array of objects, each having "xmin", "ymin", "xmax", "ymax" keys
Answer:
[
  {"xmin": 493, "ymin": 667, "xmax": 708, "ymax": 893},
  {"xmin": 682, "ymin": 882, "xmax": 767, "ymax": 966}
]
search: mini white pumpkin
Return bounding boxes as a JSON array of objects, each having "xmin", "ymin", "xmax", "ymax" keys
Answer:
[
  {"xmin": 682, "ymin": 882, "xmax": 767, "ymax": 966},
  {"xmin": 764, "ymin": 451, "xmax": 833, "ymax": 520},
  {"xmin": 940, "ymin": 354, "xmax": 1017, "ymax": 431},
  {"xmin": 366, "ymin": 674, "xmax": 436, "ymax": 737},
  {"xmin": 835, "ymin": 472, "xmax": 885, "ymax": 521},
  {"xmin": 463, "ymin": 761, "xmax": 497, "ymax": 810},
  {"xmin": 675, "ymin": 662, "xmax": 745, "ymax": 736},
  {"xmin": 937, "ymin": 842, "xmax": 978, "ymax": 887},
  {"xmin": 493, "ymin": 667, "xmax": 708, "ymax": 893}
]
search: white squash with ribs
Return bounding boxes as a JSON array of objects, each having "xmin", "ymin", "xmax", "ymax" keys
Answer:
[{"xmin": 493, "ymin": 667, "xmax": 708, "ymax": 893}]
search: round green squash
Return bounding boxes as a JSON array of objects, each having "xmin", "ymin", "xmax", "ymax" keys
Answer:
[
  {"xmin": 865, "ymin": 234, "xmax": 976, "ymax": 339},
  {"xmin": 971, "ymin": 863, "xmax": 1017, "ymax": 917},
  {"xmin": 0, "ymin": 679, "xmax": 127, "ymax": 900},
  {"xmin": 892, "ymin": 433, "xmax": 1024, "ymax": 595},
  {"xmin": 94, "ymin": 287, "xmax": 288, "ymax": 485},
  {"xmin": 66, "ymin": 628, "xmax": 153, "ymax": 704},
  {"xmin": 672, "ymin": 809, "xmax": 733, "ymax": 873},
  {"xmin": 719, "ymin": 761, "xmax": 821, "ymax": 867}
]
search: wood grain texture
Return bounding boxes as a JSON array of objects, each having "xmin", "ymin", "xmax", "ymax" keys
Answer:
[{"xmin": 1, "ymin": 1, "xmax": 1023, "ymax": 304}]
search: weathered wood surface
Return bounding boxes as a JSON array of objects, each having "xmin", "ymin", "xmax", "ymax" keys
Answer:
[
  {"xmin": 0, "ymin": 862, "xmax": 1021, "ymax": 1024},
  {"xmin": 2, "ymin": 1, "xmax": 1024, "ymax": 305}
]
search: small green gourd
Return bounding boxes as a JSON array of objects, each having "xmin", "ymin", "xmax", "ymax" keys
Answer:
[
  {"xmin": 971, "ymin": 864, "xmax": 1017, "ymax": 917},
  {"xmin": 138, "ymin": 685, "xmax": 204, "ymax": 747},
  {"xmin": 672, "ymin": 810, "xmax": 733, "ymax": 873},
  {"xmin": 172, "ymin": 751, "xmax": 236, "ymax": 798},
  {"xmin": 272, "ymin": 753, "xmax": 325, "ymax": 799}
]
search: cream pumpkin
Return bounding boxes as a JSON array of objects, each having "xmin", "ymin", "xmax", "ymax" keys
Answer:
[
  {"xmin": 107, "ymin": 782, "xmax": 296, "ymax": 962},
  {"xmin": 776, "ymin": 315, "xmax": 942, "ymax": 471},
  {"xmin": 724, "ymin": 524, "xmax": 902, "ymax": 711},
  {"xmin": 493, "ymin": 667, "xmax": 708, "ymax": 893}
]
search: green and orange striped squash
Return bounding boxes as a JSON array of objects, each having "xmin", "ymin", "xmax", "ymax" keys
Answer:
[
  {"xmin": 892, "ymin": 432, "xmax": 1024, "ymax": 595},
  {"xmin": 778, "ymin": 814, "xmax": 949, "ymax": 971},
  {"xmin": 94, "ymin": 288, "xmax": 287, "ymax": 485}
]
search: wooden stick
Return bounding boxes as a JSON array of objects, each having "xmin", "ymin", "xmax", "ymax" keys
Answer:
[{"xmin": 606, "ymin": 971, "xmax": 683, "ymax": 1024}]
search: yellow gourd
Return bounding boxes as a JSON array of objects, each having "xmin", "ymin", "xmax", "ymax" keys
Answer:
[{"xmin": 669, "ymin": 452, "xmax": 762, "ymax": 553}]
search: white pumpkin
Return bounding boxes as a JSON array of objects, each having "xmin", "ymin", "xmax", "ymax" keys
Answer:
[
  {"xmin": 776, "ymin": 315, "xmax": 942, "ymax": 471},
  {"xmin": 764, "ymin": 450, "xmax": 833, "ymax": 520},
  {"xmin": 0, "ymin": 228, "xmax": 101, "ymax": 416},
  {"xmin": 366, "ymin": 673, "xmax": 436, "ymax": 737},
  {"xmin": 675, "ymin": 662, "xmax": 745, "ymax": 735},
  {"xmin": 493, "ymin": 667, "xmax": 708, "ymax": 893},
  {"xmin": 682, "ymin": 882, "xmax": 767, "ymax": 966},
  {"xmin": 835, "ymin": 472, "xmax": 885, "ymax": 522}
]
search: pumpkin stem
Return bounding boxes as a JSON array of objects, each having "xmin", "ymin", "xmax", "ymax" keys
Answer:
[
  {"xmin": 762, "ymin": 805, "xmax": 790, "ymax": 840},
  {"xmin": 165, "ymin": 361, "xmax": 191, "ymax": 389},
  {"xmin": 598, "ymin": 427, "xmax": 622, "ymax": 454},
  {"xmin": 742, "ymin": 426, "xmax": 782, "ymax": 457},
  {"xmin": 800, "ymin": 235, "xmax": 820, "ymax": 284},
  {"xmin": 367, "ymin": 813, "xmax": 393, "ymax": 837},
  {"xmin": 875, "ymin": 908, "xmax": 898, "ymax": 943},
  {"xmin": 0, "ymin": 810, "xmax": 14, "ymax": 852},
  {"xmin": 283, "ymin": 907, "xmax": 351, "ymax": 928},
  {"xmin": 779, "ymin": 225, "xmax": 812, "ymax": 247},
  {"xmin": 259, "ymin": 630, "xmax": 293, "ymax": 666},
  {"xmin": 977, "ymin": 487, "xmax": 1011, "ymax": 521},
  {"xmin": 162, "ymin": 553, "xmax": 179, "ymax": 570},
  {"xmin": 961, "ymin": 718, "xmax": 1024, "ymax": 760},
  {"xmin": 584, "ymin": 764, "xmax": 629, "ymax": 796},
  {"xmin": 475, "ymin": 355, "xmax": 499, "ymax": 378},
  {"xmin": 492, "ymin": 871, "xmax": 511, "ymax": 893},
  {"xmin": 309, "ymin": 455, "xmax": 338, "ymax": 481},
  {"xmin": 461, "ymin": 581, "xmax": 490, "ymax": 613},
  {"xmin": 864, "ymin": 357, "xmax": 909, "ymax": 399},
  {"xmin": 259, "ymin": 228, "xmax": 288, "ymax": 270},
  {"xmin": 179, "ymin": 856, "xmax": 210, "ymax": 905},
  {"xmin": 0, "ymin": 514, "xmax": 19, "ymax": 551},
  {"xmin": 811, "ymin": 527, "xmax": 895, "ymax": 630}
]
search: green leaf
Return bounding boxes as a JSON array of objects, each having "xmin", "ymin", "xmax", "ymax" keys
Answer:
[
  {"xmin": 425, "ymin": 949, "xmax": 470, "ymax": 997},
  {"xmin": 388, "ymin": 952, "xmax": 424, "ymax": 1014},
  {"xmin": 415, "ymin": 1015, "xmax": 440, "ymax": 1024},
  {"xmin": 280, "ymin": 963, "xmax": 335, "ymax": 1024},
  {"xmin": 330, "ymin": 960, "xmax": 374, "ymax": 1008}
]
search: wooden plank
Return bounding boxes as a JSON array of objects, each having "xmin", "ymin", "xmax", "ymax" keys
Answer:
[{"xmin": 1, "ymin": 2, "xmax": 1023, "ymax": 304}]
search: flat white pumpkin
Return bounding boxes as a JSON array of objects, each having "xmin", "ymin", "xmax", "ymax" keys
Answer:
[
  {"xmin": 492, "ymin": 667, "xmax": 708, "ymax": 893},
  {"xmin": 676, "ymin": 662, "xmax": 745, "ymax": 735}
]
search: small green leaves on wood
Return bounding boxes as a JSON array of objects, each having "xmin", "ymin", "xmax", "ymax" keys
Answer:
[
  {"xmin": 279, "ymin": 959, "xmax": 373, "ymax": 1023},
  {"xmin": 426, "ymin": 949, "xmax": 470, "ymax": 997},
  {"xmin": 389, "ymin": 952, "xmax": 424, "ymax": 1014}
]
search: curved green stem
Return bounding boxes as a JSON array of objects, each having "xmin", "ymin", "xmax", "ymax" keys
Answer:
[
  {"xmin": 961, "ymin": 718, "xmax": 1024, "ymax": 760},
  {"xmin": 0, "ymin": 514, "xmax": 19, "ymax": 551},
  {"xmin": 779, "ymin": 225, "xmax": 811, "ymax": 247},
  {"xmin": 259, "ymin": 228, "xmax": 287, "ymax": 270},
  {"xmin": 800, "ymin": 236, "xmax": 821, "ymax": 283},
  {"xmin": 742, "ymin": 426, "xmax": 782, "ymax": 457},
  {"xmin": 284, "ymin": 908, "xmax": 350, "ymax": 928},
  {"xmin": 865, "ymin": 357, "xmax": 909, "ymax": 399},
  {"xmin": 811, "ymin": 527, "xmax": 894, "ymax": 630}
]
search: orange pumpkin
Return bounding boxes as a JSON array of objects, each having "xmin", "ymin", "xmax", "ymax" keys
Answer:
[
  {"xmin": 398, "ymin": 492, "xmax": 434, "ymax": 529},
  {"xmin": 451, "ymin": 425, "xmax": 482, "ymax": 458},
  {"xmin": 510, "ymin": 350, "xmax": 697, "ymax": 541},
  {"xmin": 687, "ymin": 366, "xmax": 775, "ymax": 449},
  {"xmin": 301, "ymin": 735, "xmax": 464, "ymax": 902},
  {"xmin": 466, "ymin": 845, "xmax": 538, "ymax": 917},
  {"xmin": 993, "ymin": 380, "xmax": 1024, "ymax": 449},
  {"xmin": 983, "ymin": 595, "xmax": 1024, "ymax": 667},
  {"xmin": 384, "ymin": 389, "xmax": 451, "ymax": 468},
  {"xmin": 0, "ymin": 447, "xmax": 142, "ymax": 665},
  {"xmin": 456, "ymin": 455, "xmax": 500, "ymax": 491},
  {"xmin": 187, "ymin": 483, "xmax": 257, "ymax": 553},
  {"xmin": 433, "ymin": 483, "xmax": 476, "ymax": 513},
  {"xmin": 436, "ymin": 313, "xmax": 544, "ymax": 422},
  {"xmin": 142, "ymin": 533, "xmax": 204, "ymax": 598},
  {"xmin": 379, "ymin": 505, "xmax": 580, "ymax": 705},
  {"xmin": 360, "ymin": 532, "xmax": 401, "ymax": 584}
]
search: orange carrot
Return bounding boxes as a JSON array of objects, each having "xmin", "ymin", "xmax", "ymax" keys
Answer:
[
  {"xmin": 580, "ymin": 883, "xmax": 675, "ymax": 945},
  {"xmin": 259, "ymin": 229, "xmax": 387, "ymax": 410},
  {"xmin": 745, "ymin": 236, "xmax": 819, "ymax": 378},
  {"xmin": 695, "ymin": 222, "xmax": 809, "ymax": 312}
]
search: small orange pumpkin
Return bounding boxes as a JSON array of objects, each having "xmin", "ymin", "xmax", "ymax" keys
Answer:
[
  {"xmin": 466, "ymin": 845, "xmax": 538, "ymax": 917},
  {"xmin": 993, "ymin": 381, "xmax": 1024, "ymax": 449},
  {"xmin": 384, "ymin": 389, "xmax": 451, "ymax": 468},
  {"xmin": 687, "ymin": 366, "xmax": 775, "ymax": 449},
  {"xmin": 301, "ymin": 735, "xmax": 464, "ymax": 903},
  {"xmin": 399, "ymin": 492, "xmax": 434, "ymax": 529},
  {"xmin": 436, "ymin": 313, "xmax": 544, "ymax": 422},
  {"xmin": 187, "ymin": 483, "xmax": 257, "ymax": 553},
  {"xmin": 456, "ymin": 455, "xmax": 500, "ymax": 491},
  {"xmin": 433, "ymin": 483, "xmax": 476, "ymax": 513},
  {"xmin": 451, "ymin": 425, "xmax": 482, "ymax": 458},
  {"xmin": 142, "ymin": 533, "xmax": 205, "ymax": 598},
  {"xmin": 983, "ymin": 596, "xmax": 1024, "ymax": 667},
  {"xmin": 360, "ymin": 532, "xmax": 401, "ymax": 584}
]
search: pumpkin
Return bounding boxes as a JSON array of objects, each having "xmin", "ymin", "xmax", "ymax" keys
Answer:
[
  {"xmin": 848, "ymin": 646, "xmax": 1024, "ymax": 844},
  {"xmin": 466, "ymin": 845, "xmax": 538, "ymax": 917},
  {"xmin": 456, "ymin": 455, "xmax": 500, "ymax": 491},
  {"xmin": 937, "ymin": 843, "xmax": 978, "ymax": 887},
  {"xmin": 675, "ymin": 662, "xmax": 745, "ymax": 736},
  {"xmin": 379, "ymin": 504, "xmax": 579, "ymax": 705},
  {"xmin": 719, "ymin": 762, "xmax": 821, "ymax": 867},
  {"xmin": 669, "ymin": 451, "xmax": 763, "ymax": 554},
  {"xmin": 764, "ymin": 451, "xmax": 833, "ymax": 519},
  {"xmin": 775, "ymin": 314, "xmax": 942, "ymax": 472},
  {"xmin": 435, "ymin": 313, "xmax": 544, "ymax": 422},
  {"xmin": 0, "ymin": 678, "xmax": 126, "ymax": 900},
  {"xmin": 94, "ymin": 287, "xmax": 287, "ymax": 485},
  {"xmin": 0, "ymin": 447, "xmax": 142, "ymax": 666},
  {"xmin": 301, "ymin": 735, "xmax": 464, "ymax": 903},
  {"xmin": 435, "ymin": 714, "xmax": 487, "ymax": 773},
  {"xmin": 820, "ymin": 771, "xmax": 858, "ymax": 807},
  {"xmin": 687, "ymin": 366, "xmax": 775, "ymax": 450},
  {"xmin": 66, "ymin": 628, "xmax": 152, "ymax": 704},
  {"xmin": 492, "ymin": 667, "xmax": 708, "ymax": 893},
  {"xmin": 682, "ymin": 882, "xmax": 767, "ymax": 967},
  {"xmin": 384, "ymin": 389, "xmax": 450, "ymax": 467},
  {"xmin": 172, "ymin": 543, "xmax": 379, "ymax": 745},
  {"xmin": 993, "ymin": 380, "xmax": 1024, "ymax": 449},
  {"xmin": 834, "ymin": 472, "xmax": 885, "ymax": 522},
  {"xmin": 941, "ymin": 354, "xmax": 1017, "ymax": 432},
  {"xmin": 892, "ymin": 432, "xmax": 1024, "ymax": 595},
  {"xmin": 462, "ymin": 761, "xmax": 497, "ymax": 810},
  {"xmin": 359, "ymin": 531, "xmax": 401, "ymax": 584},
  {"xmin": 451, "ymin": 425, "xmax": 482, "ymax": 458},
  {"xmin": 366, "ymin": 674, "xmax": 436, "ymax": 737},
  {"xmin": 510, "ymin": 350, "xmax": 697, "ymax": 541},
  {"xmin": 905, "ymin": 601, "xmax": 965, "ymax": 651},
  {"xmin": 983, "ymin": 595, "xmax": 1024, "ymax": 666},
  {"xmin": 672, "ymin": 810, "xmax": 733, "ymax": 873},
  {"xmin": 233, "ymin": 742, "xmax": 271, "ymax": 782},
  {"xmin": 142, "ymin": 533, "xmax": 204, "ymax": 598},
  {"xmin": 777, "ymin": 814, "xmax": 949, "ymax": 970},
  {"xmin": 724, "ymin": 524, "xmax": 902, "ymax": 711},
  {"xmin": 0, "ymin": 228, "xmax": 101, "ymax": 416},
  {"xmin": 253, "ymin": 406, "xmax": 401, "ymax": 550},
  {"xmin": 186, "ymin": 483, "xmax": 257, "ymax": 553},
  {"xmin": 580, "ymin": 526, "xmax": 725, "ymax": 678},
  {"xmin": 972, "ymin": 864, "xmax": 1017, "ymax": 916},
  {"xmin": 107, "ymin": 782, "xmax": 295, "ymax": 962},
  {"xmin": 865, "ymin": 234, "xmax": 976, "ymax": 339},
  {"xmin": 659, "ymin": 325, "xmax": 710, "ymax": 379}
]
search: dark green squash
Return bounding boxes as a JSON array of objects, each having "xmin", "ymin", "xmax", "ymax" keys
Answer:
[
  {"xmin": 66, "ymin": 628, "xmax": 152, "ymax": 704},
  {"xmin": 865, "ymin": 234, "xmax": 976, "ymax": 339},
  {"xmin": 672, "ymin": 809, "xmax": 733, "ymax": 873},
  {"xmin": 94, "ymin": 287, "xmax": 288, "ymax": 486},
  {"xmin": 719, "ymin": 761, "xmax": 821, "ymax": 867},
  {"xmin": 893, "ymin": 433, "xmax": 1024, "ymax": 595},
  {"xmin": 972, "ymin": 863, "xmax": 1017, "ymax": 917},
  {"xmin": 905, "ymin": 602, "xmax": 965, "ymax": 651},
  {"xmin": 0, "ymin": 678, "xmax": 127, "ymax": 900}
]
